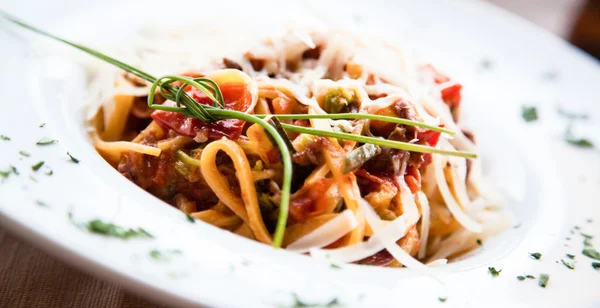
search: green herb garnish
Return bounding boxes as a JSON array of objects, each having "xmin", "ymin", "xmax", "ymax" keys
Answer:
[
  {"xmin": 29, "ymin": 175, "xmax": 37, "ymax": 182},
  {"xmin": 566, "ymin": 254, "xmax": 575, "ymax": 259},
  {"xmin": 476, "ymin": 239, "xmax": 483, "ymax": 246},
  {"xmin": 583, "ymin": 247, "xmax": 600, "ymax": 260},
  {"xmin": 0, "ymin": 135, "xmax": 9, "ymax": 141},
  {"xmin": 438, "ymin": 296, "xmax": 447, "ymax": 303},
  {"xmin": 541, "ymin": 71, "xmax": 559, "ymax": 81},
  {"xmin": 526, "ymin": 275, "xmax": 535, "ymax": 279},
  {"xmin": 538, "ymin": 274, "xmax": 550, "ymax": 288},
  {"xmin": 529, "ymin": 252, "xmax": 542, "ymax": 260},
  {"xmin": 19, "ymin": 150, "xmax": 30, "ymax": 157},
  {"xmin": 31, "ymin": 161, "xmax": 44, "ymax": 171},
  {"xmin": 186, "ymin": 213, "xmax": 195, "ymax": 223},
  {"xmin": 36, "ymin": 137, "xmax": 56, "ymax": 145},
  {"xmin": 67, "ymin": 152, "xmax": 80, "ymax": 163},
  {"xmin": 517, "ymin": 276, "xmax": 525, "ymax": 281},
  {"xmin": 35, "ymin": 200, "xmax": 48, "ymax": 207},
  {"xmin": 46, "ymin": 169, "xmax": 53, "ymax": 176},
  {"xmin": 521, "ymin": 106, "xmax": 538, "ymax": 122},
  {"xmin": 480, "ymin": 59, "xmax": 493, "ymax": 70},
  {"xmin": 83, "ymin": 219, "xmax": 153, "ymax": 239},
  {"xmin": 582, "ymin": 233, "xmax": 593, "ymax": 240},
  {"xmin": 593, "ymin": 262, "xmax": 600, "ymax": 270},
  {"xmin": 0, "ymin": 170, "xmax": 11, "ymax": 179},
  {"xmin": 10, "ymin": 165, "xmax": 19, "ymax": 175},
  {"xmin": 150, "ymin": 250, "xmax": 165, "ymax": 260},
  {"xmin": 557, "ymin": 107, "xmax": 588, "ymax": 121},
  {"xmin": 1, "ymin": 12, "xmax": 478, "ymax": 249},
  {"xmin": 564, "ymin": 126, "xmax": 593, "ymax": 148},
  {"xmin": 149, "ymin": 249, "xmax": 182, "ymax": 260},
  {"xmin": 560, "ymin": 259, "xmax": 575, "ymax": 270},
  {"xmin": 39, "ymin": 122, "xmax": 46, "ymax": 128},
  {"xmin": 566, "ymin": 137, "xmax": 594, "ymax": 148},
  {"xmin": 330, "ymin": 263, "xmax": 341, "ymax": 269},
  {"xmin": 291, "ymin": 294, "xmax": 339, "ymax": 308},
  {"xmin": 488, "ymin": 267, "xmax": 501, "ymax": 276}
]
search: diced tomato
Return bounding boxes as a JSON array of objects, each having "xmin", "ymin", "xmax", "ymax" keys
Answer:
[
  {"xmin": 417, "ymin": 129, "xmax": 441, "ymax": 147},
  {"xmin": 441, "ymin": 83, "xmax": 462, "ymax": 108},
  {"xmin": 289, "ymin": 178, "xmax": 334, "ymax": 222},
  {"xmin": 151, "ymin": 83, "xmax": 253, "ymax": 140},
  {"xmin": 423, "ymin": 64, "xmax": 463, "ymax": 108}
]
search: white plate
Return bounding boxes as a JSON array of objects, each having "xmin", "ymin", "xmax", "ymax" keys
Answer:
[{"xmin": 1, "ymin": 0, "xmax": 599, "ymax": 307}]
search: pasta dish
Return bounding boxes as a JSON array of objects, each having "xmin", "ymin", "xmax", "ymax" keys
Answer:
[{"xmin": 89, "ymin": 29, "xmax": 509, "ymax": 268}]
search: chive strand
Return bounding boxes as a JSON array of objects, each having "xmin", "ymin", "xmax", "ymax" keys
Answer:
[
  {"xmin": 279, "ymin": 123, "xmax": 477, "ymax": 159},
  {"xmin": 255, "ymin": 113, "xmax": 455, "ymax": 135},
  {"xmin": 0, "ymin": 12, "xmax": 156, "ymax": 83}
]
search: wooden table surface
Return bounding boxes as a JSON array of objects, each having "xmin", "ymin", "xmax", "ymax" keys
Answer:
[{"xmin": 0, "ymin": 1, "xmax": 591, "ymax": 307}]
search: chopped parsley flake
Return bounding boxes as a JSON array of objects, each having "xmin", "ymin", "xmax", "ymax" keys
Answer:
[
  {"xmin": 480, "ymin": 59, "xmax": 493, "ymax": 70},
  {"xmin": 538, "ymin": 274, "xmax": 550, "ymax": 288},
  {"xmin": 557, "ymin": 107, "xmax": 588, "ymax": 121},
  {"xmin": 581, "ymin": 233, "xmax": 593, "ymax": 239},
  {"xmin": 148, "ymin": 249, "xmax": 181, "ymax": 260},
  {"xmin": 488, "ymin": 267, "xmax": 501, "ymax": 276},
  {"xmin": 521, "ymin": 106, "xmax": 538, "ymax": 122},
  {"xmin": 0, "ymin": 135, "xmax": 10, "ymax": 141},
  {"xmin": 476, "ymin": 239, "xmax": 483, "ymax": 246},
  {"xmin": 72, "ymin": 216, "xmax": 153, "ymax": 239},
  {"xmin": 526, "ymin": 275, "xmax": 535, "ymax": 279},
  {"xmin": 29, "ymin": 176, "xmax": 37, "ymax": 183},
  {"xmin": 46, "ymin": 169, "xmax": 53, "ymax": 176},
  {"xmin": 35, "ymin": 200, "xmax": 49, "ymax": 207},
  {"xmin": 19, "ymin": 150, "xmax": 30, "ymax": 157},
  {"xmin": 39, "ymin": 123, "xmax": 46, "ymax": 128},
  {"xmin": 438, "ymin": 296, "xmax": 447, "ymax": 303},
  {"xmin": 10, "ymin": 165, "xmax": 19, "ymax": 175},
  {"xmin": 185, "ymin": 213, "xmax": 195, "ymax": 223},
  {"xmin": 150, "ymin": 250, "xmax": 165, "ymax": 260},
  {"xmin": 0, "ymin": 169, "xmax": 11, "ymax": 179},
  {"xmin": 291, "ymin": 294, "xmax": 340, "ymax": 308},
  {"xmin": 564, "ymin": 127, "xmax": 593, "ymax": 148},
  {"xmin": 541, "ymin": 71, "xmax": 559, "ymax": 81},
  {"xmin": 592, "ymin": 262, "xmax": 600, "ymax": 270},
  {"xmin": 566, "ymin": 254, "xmax": 576, "ymax": 259},
  {"xmin": 330, "ymin": 263, "xmax": 341, "ymax": 269},
  {"xmin": 517, "ymin": 276, "xmax": 526, "ymax": 281},
  {"xmin": 36, "ymin": 137, "xmax": 57, "ymax": 145},
  {"xmin": 583, "ymin": 247, "xmax": 600, "ymax": 260},
  {"xmin": 67, "ymin": 152, "xmax": 80, "ymax": 163},
  {"xmin": 560, "ymin": 259, "xmax": 575, "ymax": 270},
  {"xmin": 529, "ymin": 252, "xmax": 542, "ymax": 260},
  {"xmin": 31, "ymin": 161, "xmax": 44, "ymax": 171}
]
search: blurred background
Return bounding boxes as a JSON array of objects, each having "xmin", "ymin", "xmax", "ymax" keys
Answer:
[{"xmin": 488, "ymin": 0, "xmax": 600, "ymax": 59}]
